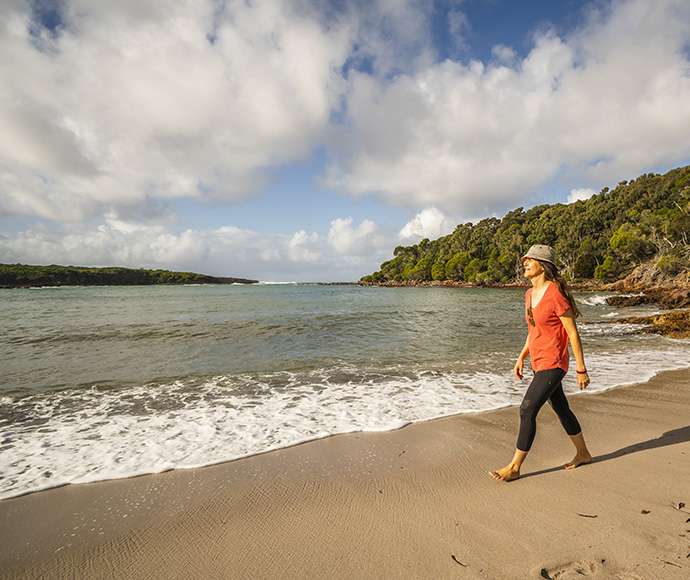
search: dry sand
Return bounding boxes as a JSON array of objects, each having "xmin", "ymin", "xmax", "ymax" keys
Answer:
[{"xmin": 1, "ymin": 368, "xmax": 689, "ymax": 580}]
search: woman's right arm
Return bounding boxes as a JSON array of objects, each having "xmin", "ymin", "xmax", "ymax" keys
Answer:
[{"xmin": 514, "ymin": 336, "xmax": 530, "ymax": 380}]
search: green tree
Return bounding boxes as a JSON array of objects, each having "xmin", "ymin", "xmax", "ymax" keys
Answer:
[
  {"xmin": 464, "ymin": 258, "xmax": 487, "ymax": 283},
  {"xmin": 360, "ymin": 164, "xmax": 690, "ymax": 284},
  {"xmin": 594, "ymin": 256, "xmax": 620, "ymax": 280},
  {"xmin": 409, "ymin": 256, "xmax": 434, "ymax": 281},
  {"xmin": 609, "ymin": 223, "xmax": 655, "ymax": 263},
  {"xmin": 431, "ymin": 260, "xmax": 447, "ymax": 280},
  {"xmin": 444, "ymin": 252, "xmax": 471, "ymax": 280}
]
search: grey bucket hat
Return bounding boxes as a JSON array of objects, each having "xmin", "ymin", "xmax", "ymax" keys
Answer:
[{"xmin": 521, "ymin": 244, "xmax": 557, "ymax": 266}]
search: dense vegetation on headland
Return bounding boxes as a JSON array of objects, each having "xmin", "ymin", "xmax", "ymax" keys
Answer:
[
  {"xmin": 361, "ymin": 165, "xmax": 690, "ymax": 287},
  {"xmin": 0, "ymin": 264, "xmax": 258, "ymax": 288}
]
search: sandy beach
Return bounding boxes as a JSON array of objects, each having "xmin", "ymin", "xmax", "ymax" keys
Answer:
[{"xmin": 1, "ymin": 368, "xmax": 689, "ymax": 580}]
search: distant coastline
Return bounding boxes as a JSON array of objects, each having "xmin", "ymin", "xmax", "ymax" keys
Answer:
[{"xmin": 0, "ymin": 264, "xmax": 258, "ymax": 288}]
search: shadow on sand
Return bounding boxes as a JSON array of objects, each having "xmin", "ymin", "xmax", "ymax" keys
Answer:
[{"xmin": 523, "ymin": 425, "xmax": 690, "ymax": 479}]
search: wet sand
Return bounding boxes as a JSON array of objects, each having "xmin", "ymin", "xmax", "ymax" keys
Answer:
[{"xmin": 1, "ymin": 368, "xmax": 689, "ymax": 579}]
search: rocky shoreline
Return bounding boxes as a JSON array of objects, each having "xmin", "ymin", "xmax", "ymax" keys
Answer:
[
  {"xmin": 603, "ymin": 287, "xmax": 690, "ymax": 309},
  {"xmin": 359, "ymin": 270, "xmax": 690, "ymax": 339},
  {"xmin": 356, "ymin": 279, "xmax": 530, "ymax": 289},
  {"xmin": 572, "ymin": 267, "xmax": 690, "ymax": 338},
  {"xmin": 599, "ymin": 287, "xmax": 690, "ymax": 339},
  {"xmin": 613, "ymin": 310, "xmax": 690, "ymax": 339}
]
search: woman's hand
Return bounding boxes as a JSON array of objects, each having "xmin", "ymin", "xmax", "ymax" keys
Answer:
[
  {"xmin": 514, "ymin": 359, "xmax": 524, "ymax": 380},
  {"xmin": 515, "ymin": 337, "xmax": 530, "ymax": 380},
  {"xmin": 559, "ymin": 311, "xmax": 589, "ymax": 390}
]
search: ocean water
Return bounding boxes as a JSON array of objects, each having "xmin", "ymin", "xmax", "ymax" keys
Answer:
[{"xmin": 1, "ymin": 283, "xmax": 688, "ymax": 499}]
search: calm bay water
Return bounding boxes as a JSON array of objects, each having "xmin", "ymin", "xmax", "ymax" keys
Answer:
[{"xmin": 1, "ymin": 283, "xmax": 688, "ymax": 499}]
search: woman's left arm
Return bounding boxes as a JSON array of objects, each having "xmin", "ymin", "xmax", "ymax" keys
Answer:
[{"xmin": 559, "ymin": 309, "xmax": 590, "ymax": 390}]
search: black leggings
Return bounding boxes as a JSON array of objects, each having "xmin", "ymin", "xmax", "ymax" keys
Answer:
[{"xmin": 517, "ymin": 368, "xmax": 582, "ymax": 452}]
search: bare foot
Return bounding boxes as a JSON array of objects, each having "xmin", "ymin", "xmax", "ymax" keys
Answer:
[
  {"xmin": 563, "ymin": 452, "xmax": 592, "ymax": 470},
  {"xmin": 489, "ymin": 465, "xmax": 520, "ymax": 481}
]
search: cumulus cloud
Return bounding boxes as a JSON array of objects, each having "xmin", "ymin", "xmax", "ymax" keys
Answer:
[
  {"xmin": 2, "ymin": 0, "xmax": 690, "ymax": 282},
  {"xmin": 0, "ymin": 0, "xmax": 351, "ymax": 222},
  {"xmin": 567, "ymin": 188, "xmax": 596, "ymax": 204},
  {"xmin": 0, "ymin": 217, "xmax": 394, "ymax": 282},
  {"xmin": 327, "ymin": 217, "xmax": 380, "ymax": 255},
  {"xmin": 326, "ymin": 0, "xmax": 690, "ymax": 215},
  {"xmin": 398, "ymin": 207, "xmax": 455, "ymax": 242},
  {"xmin": 0, "ymin": 0, "xmax": 453, "ymax": 225},
  {"xmin": 287, "ymin": 230, "xmax": 322, "ymax": 263},
  {"xmin": 330, "ymin": 0, "xmax": 439, "ymax": 78}
]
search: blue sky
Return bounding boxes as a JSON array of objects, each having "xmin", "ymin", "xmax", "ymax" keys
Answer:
[{"xmin": 2, "ymin": 0, "xmax": 690, "ymax": 282}]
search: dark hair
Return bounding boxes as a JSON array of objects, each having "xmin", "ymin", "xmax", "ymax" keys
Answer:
[{"xmin": 539, "ymin": 260, "xmax": 581, "ymax": 318}]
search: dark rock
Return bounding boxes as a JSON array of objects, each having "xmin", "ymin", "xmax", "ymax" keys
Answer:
[
  {"xmin": 615, "ymin": 310, "xmax": 690, "ymax": 338},
  {"xmin": 604, "ymin": 287, "xmax": 690, "ymax": 309},
  {"xmin": 605, "ymin": 295, "xmax": 654, "ymax": 307},
  {"xmin": 657, "ymin": 288, "xmax": 690, "ymax": 309}
]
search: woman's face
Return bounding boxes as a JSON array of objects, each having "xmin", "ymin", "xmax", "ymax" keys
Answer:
[{"xmin": 523, "ymin": 258, "xmax": 544, "ymax": 279}]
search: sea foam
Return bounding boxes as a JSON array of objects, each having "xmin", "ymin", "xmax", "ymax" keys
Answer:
[{"xmin": 2, "ymin": 343, "xmax": 689, "ymax": 501}]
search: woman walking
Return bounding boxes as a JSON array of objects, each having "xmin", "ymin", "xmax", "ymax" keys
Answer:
[{"xmin": 490, "ymin": 245, "xmax": 592, "ymax": 482}]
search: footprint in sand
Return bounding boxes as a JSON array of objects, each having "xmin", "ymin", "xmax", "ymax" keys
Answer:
[{"xmin": 537, "ymin": 560, "xmax": 643, "ymax": 580}]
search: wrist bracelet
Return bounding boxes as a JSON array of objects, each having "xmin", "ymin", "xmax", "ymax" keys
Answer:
[{"xmin": 576, "ymin": 370, "xmax": 588, "ymax": 374}]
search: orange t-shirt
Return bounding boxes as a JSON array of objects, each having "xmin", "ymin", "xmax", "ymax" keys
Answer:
[{"xmin": 525, "ymin": 283, "xmax": 572, "ymax": 372}]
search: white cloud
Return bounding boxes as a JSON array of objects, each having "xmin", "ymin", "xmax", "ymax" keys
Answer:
[
  {"xmin": 447, "ymin": 9, "xmax": 472, "ymax": 56},
  {"xmin": 2, "ymin": 0, "xmax": 690, "ymax": 282},
  {"xmin": 337, "ymin": 0, "xmax": 438, "ymax": 77},
  {"xmin": 327, "ymin": 217, "xmax": 378, "ymax": 255},
  {"xmin": 326, "ymin": 0, "xmax": 690, "ymax": 216},
  {"xmin": 567, "ymin": 188, "xmax": 596, "ymax": 204},
  {"xmin": 4, "ymin": 1, "xmax": 689, "ymax": 224},
  {"xmin": 398, "ymin": 207, "xmax": 455, "ymax": 242},
  {"xmin": 287, "ymin": 230, "xmax": 322, "ymax": 263},
  {"xmin": 0, "ymin": 0, "xmax": 351, "ymax": 222},
  {"xmin": 0, "ymin": 217, "xmax": 395, "ymax": 282},
  {"xmin": 491, "ymin": 44, "xmax": 518, "ymax": 65}
]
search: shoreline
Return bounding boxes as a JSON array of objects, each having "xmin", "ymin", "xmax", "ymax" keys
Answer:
[
  {"xmin": 3, "ymin": 357, "xmax": 688, "ymax": 504},
  {"xmin": 2, "ymin": 368, "xmax": 689, "ymax": 579}
]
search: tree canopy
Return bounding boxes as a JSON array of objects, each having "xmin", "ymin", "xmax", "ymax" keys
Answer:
[
  {"xmin": 0, "ymin": 265, "xmax": 244, "ymax": 287},
  {"xmin": 362, "ymin": 165, "xmax": 690, "ymax": 285}
]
